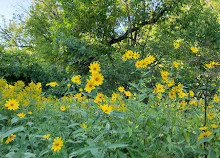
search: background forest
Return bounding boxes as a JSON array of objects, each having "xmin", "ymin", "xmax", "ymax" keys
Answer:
[{"xmin": 0, "ymin": 0, "xmax": 220, "ymax": 157}]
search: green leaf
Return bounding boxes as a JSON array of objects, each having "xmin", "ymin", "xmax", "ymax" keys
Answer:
[
  {"xmin": 193, "ymin": 148, "xmax": 208, "ymax": 154},
  {"xmin": 69, "ymin": 146, "xmax": 101, "ymax": 157},
  {"xmin": 196, "ymin": 135, "xmax": 213, "ymax": 146},
  {"xmin": 11, "ymin": 117, "xmax": 19, "ymax": 125},
  {"xmin": 23, "ymin": 152, "xmax": 36, "ymax": 158},
  {"xmin": 67, "ymin": 123, "xmax": 79, "ymax": 129},
  {"xmin": 0, "ymin": 126, "xmax": 25, "ymax": 140},
  {"xmin": 106, "ymin": 143, "xmax": 128, "ymax": 149},
  {"xmin": 141, "ymin": 71, "xmax": 150, "ymax": 77},
  {"xmin": 111, "ymin": 110, "xmax": 126, "ymax": 116},
  {"xmin": 198, "ymin": 86, "xmax": 206, "ymax": 90},
  {"xmin": 127, "ymin": 147, "xmax": 148, "ymax": 158},
  {"xmin": 0, "ymin": 114, "xmax": 7, "ymax": 121},
  {"xmin": 166, "ymin": 134, "xmax": 171, "ymax": 143},
  {"xmin": 106, "ymin": 122, "xmax": 111, "ymax": 130},
  {"xmin": 129, "ymin": 83, "xmax": 139, "ymax": 90},
  {"xmin": 213, "ymin": 129, "xmax": 220, "ymax": 133},
  {"xmin": 216, "ymin": 140, "xmax": 220, "ymax": 147},
  {"xmin": 209, "ymin": 150, "xmax": 216, "ymax": 158},
  {"xmin": 38, "ymin": 149, "xmax": 51, "ymax": 158},
  {"xmin": 117, "ymin": 150, "xmax": 126, "ymax": 158},
  {"xmin": 184, "ymin": 131, "xmax": 190, "ymax": 143},
  {"xmin": 139, "ymin": 93, "xmax": 147, "ymax": 101}
]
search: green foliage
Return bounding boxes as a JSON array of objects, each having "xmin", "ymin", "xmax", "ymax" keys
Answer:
[{"xmin": 0, "ymin": 50, "xmax": 68, "ymax": 95}]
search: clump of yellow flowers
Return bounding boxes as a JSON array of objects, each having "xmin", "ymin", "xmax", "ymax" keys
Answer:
[
  {"xmin": 84, "ymin": 62, "xmax": 104, "ymax": 93},
  {"xmin": 122, "ymin": 50, "xmax": 155, "ymax": 68}
]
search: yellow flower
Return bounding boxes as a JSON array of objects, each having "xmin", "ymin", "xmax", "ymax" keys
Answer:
[
  {"xmin": 60, "ymin": 106, "xmax": 66, "ymax": 111},
  {"xmin": 51, "ymin": 137, "xmax": 64, "ymax": 152},
  {"xmin": 84, "ymin": 79, "xmax": 96, "ymax": 93},
  {"xmin": 79, "ymin": 88, "xmax": 83, "ymax": 92},
  {"xmin": 140, "ymin": 59, "xmax": 148, "ymax": 68},
  {"xmin": 82, "ymin": 123, "xmax": 87, "ymax": 129},
  {"xmin": 46, "ymin": 82, "xmax": 59, "ymax": 87},
  {"xmin": 180, "ymin": 99, "xmax": 186, "ymax": 109},
  {"xmin": 89, "ymin": 62, "xmax": 101, "ymax": 73},
  {"xmin": 74, "ymin": 93, "xmax": 83, "ymax": 102},
  {"xmin": 189, "ymin": 90, "xmax": 194, "ymax": 97},
  {"xmin": 205, "ymin": 63, "xmax": 214, "ymax": 69},
  {"xmin": 1, "ymin": 139, "xmax": 3, "ymax": 143},
  {"xmin": 28, "ymin": 112, "xmax": 32, "ymax": 114},
  {"xmin": 205, "ymin": 131, "xmax": 212, "ymax": 137},
  {"xmin": 95, "ymin": 93, "xmax": 104, "ymax": 102},
  {"xmin": 71, "ymin": 75, "xmax": 81, "ymax": 84},
  {"xmin": 67, "ymin": 84, "xmax": 71, "ymax": 87},
  {"xmin": 189, "ymin": 100, "xmax": 197, "ymax": 106},
  {"xmin": 154, "ymin": 84, "xmax": 165, "ymax": 93},
  {"xmin": 43, "ymin": 134, "xmax": 50, "ymax": 139},
  {"xmin": 157, "ymin": 93, "xmax": 162, "ymax": 99},
  {"xmin": 208, "ymin": 111, "xmax": 214, "ymax": 119},
  {"xmin": 133, "ymin": 51, "xmax": 140, "ymax": 59},
  {"xmin": 169, "ymin": 90, "xmax": 176, "ymax": 99},
  {"xmin": 5, "ymin": 98, "xmax": 19, "ymax": 110},
  {"xmin": 17, "ymin": 113, "xmax": 25, "ymax": 118},
  {"xmin": 211, "ymin": 124, "xmax": 218, "ymax": 129},
  {"xmin": 118, "ymin": 86, "xmax": 125, "ymax": 92},
  {"xmin": 197, "ymin": 132, "xmax": 206, "ymax": 141},
  {"xmin": 199, "ymin": 98, "xmax": 204, "ymax": 103},
  {"xmin": 100, "ymin": 104, "xmax": 113, "ymax": 114},
  {"xmin": 173, "ymin": 42, "xmax": 180, "ymax": 48},
  {"xmin": 205, "ymin": 61, "xmax": 219, "ymax": 69},
  {"xmin": 112, "ymin": 93, "xmax": 118, "ymax": 101},
  {"xmin": 167, "ymin": 78, "xmax": 175, "ymax": 87},
  {"xmin": 144, "ymin": 56, "xmax": 155, "ymax": 64},
  {"xmin": 124, "ymin": 91, "xmax": 132, "ymax": 97},
  {"xmin": 173, "ymin": 61, "xmax": 178, "ymax": 68},
  {"xmin": 160, "ymin": 70, "xmax": 170, "ymax": 82},
  {"xmin": 190, "ymin": 46, "xmax": 198, "ymax": 53},
  {"xmin": 90, "ymin": 72, "xmax": 104, "ymax": 86},
  {"xmin": 178, "ymin": 91, "xmax": 187, "ymax": 99},
  {"xmin": 135, "ymin": 60, "xmax": 142, "ymax": 68},
  {"xmin": 125, "ymin": 50, "xmax": 133, "ymax": 59},
  {"xmin": 5, "ymin": 134, "xmax": 16, "ymax": 144},
  {"xmin": 199, "ymin": 126, "xmax": 208, "ymax": 131},
  {"xmin": 213, "ymin": 94, "xmax": 219, "ymax": 101},
  {"xmin": 122, "ymin": 54, "xmax": 127, "ymax": 61}
]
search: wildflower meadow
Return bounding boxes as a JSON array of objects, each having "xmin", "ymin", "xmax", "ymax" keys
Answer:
[{"xmin": 0, "ymin": 0, "xmax": 219, "ymax": 157}]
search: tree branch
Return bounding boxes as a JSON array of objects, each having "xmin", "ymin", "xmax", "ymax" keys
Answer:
[{"xmin": 109, "ymin": 5, "xmax": 170, "ymax": 45}]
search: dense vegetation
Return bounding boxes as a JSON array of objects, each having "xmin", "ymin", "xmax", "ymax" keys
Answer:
[{"xmin": 0, "ymin": 0, "xmax": 219, "ymax": 157}]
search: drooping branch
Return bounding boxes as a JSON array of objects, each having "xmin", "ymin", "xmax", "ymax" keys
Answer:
[{"xmin": 109, "ymin": 5, "xmax": 171, "ymax": 45}]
